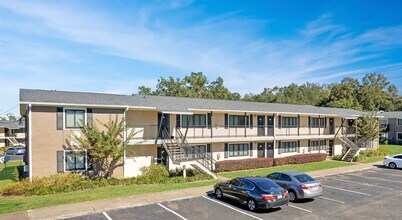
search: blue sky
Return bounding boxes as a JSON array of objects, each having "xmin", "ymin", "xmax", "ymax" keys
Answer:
[{"xmin": 1, "ymin": 0, "xmax": 402, "ymax": 116}]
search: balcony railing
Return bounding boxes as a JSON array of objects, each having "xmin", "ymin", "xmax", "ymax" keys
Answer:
[{"xmin": 128, "ymin": 124, "xmax": 341, "ymax": 140}]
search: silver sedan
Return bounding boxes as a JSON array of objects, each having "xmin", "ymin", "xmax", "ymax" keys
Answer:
[{"xmin": 266, "ymin": 171, "xmax": 322, "ymax": 202}]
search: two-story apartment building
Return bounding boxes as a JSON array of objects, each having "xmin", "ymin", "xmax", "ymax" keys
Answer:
[
  {"xmin": 378, "ymin": 111, "xmax": 402, "ymax": 145},
  {"xmin": 20, "ymin": 89, "xmax": 367, "ymax": 180},
  {"xmin": 0, "ymin": 120, "xmax": 25, "ymax": 148}
]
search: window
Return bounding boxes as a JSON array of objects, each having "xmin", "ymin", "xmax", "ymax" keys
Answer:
[
  {"xmin": 279, "ymin": 174, "xmax": 291, "ymax": 181},
  {"xmin": 282, "ymin": 141, "xmax": 298, "ymax": 153},
  {"xmin": 229, "ymin": 143, "xmax": 249, "ymax": 157},
  {"xmin": 183, "ymin": 145, "xmax": 207, "ymax": 159},
  {"xmin": 241, "ymin": 180, "xmax": 255, "ymax": 190},
  {"xmin": 229, "ymin": 115, "xmax": 249, "ymax": 127},
  {"xmin": 393, "ymin": 155, "xmax": 402, "ymax": 159},
  {"xmin": 65, "ymin": 151, "xmax": 86, "ymax": 171},
  {"xmin": 294, "ymin": 174, "xmax": 315, "ymax": 183},
  {"xmin": 182, "ymin": 114, "xmax": 206, "ymax": 127},
  {"xmin": 310, "ymin": 118, "xmax": 325, "ymax": 128},
  {"xmin": 12, "ymin": 128, "xmax": 25, "ymax": 134},
  {"xmin": 310, "ymin": 140, "xmax": 325, "ymax": 151},
  {"xmin": 397, "ymin": 132, "xmax": 402, "ymax": 140},
  {"xmin": 282, "ymin": 117, "xmax": 298, "ymax": 128},
  {"xmin": 267, "ymin": 173, "xmax": 280, "ymax": 180},
  {"xmin": 398, "ymin": 119, "xmax": 402, "ymax": 126},
  {"xmin": 229, "ymin": 179, "xmax": 243, "ymax": 187},
  {"xmin": 65, "ymin": 109, "xmax": 85, "ymax": 128}
]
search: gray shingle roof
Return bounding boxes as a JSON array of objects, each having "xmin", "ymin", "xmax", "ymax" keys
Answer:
[
  {"xmin": 0, "ymin": 120, "xmax": 24, "ymax": 129},
  {"xmin": 378, "ymin": 111, "xmax": 402, "ymax": 118},
  {"xmin": 20, "ymin": 89, "xmax": 364, "ymax": 117}
]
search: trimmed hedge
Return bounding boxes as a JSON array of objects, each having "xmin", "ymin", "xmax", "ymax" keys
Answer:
[
  {"xmin": 215, "ymin": 158, "xmax": 273, "ymax": 172},
  {"xmin": 216, "ymin": 153, "xmax": 327, "ymax": 173}
]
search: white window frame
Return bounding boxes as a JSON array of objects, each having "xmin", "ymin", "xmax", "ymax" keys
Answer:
[
  {"xmin": 310, "ymin": 140, "xmax": 326, "ymax": 151},
  {"xmin": 229, "ymin": 142, "xmax": 250, "ymax": 157},
  {"xmin": 63, "ymin": 107, "xmax": 87, "ymax": 130},
  {"xmin": 282, "ymin": 117, "xmax": 298, "ymax": 128},
  {"xmin": 228, "ymin": 114, "xmax": 251, "ymax": 127},
  {"xmin": 281, "ymin": 141, "xmax": 298, "ymax": 153},
  {"xmin": 397, "ymin": 118, "xmax": 402, "ymax": 126},
  {"xmin": 64, "ymin": 150, "xmax": 88, "ymax": 172},
  {"xmin": 397, "ymin": 132, "xmax": 402, "ymax": 140}
]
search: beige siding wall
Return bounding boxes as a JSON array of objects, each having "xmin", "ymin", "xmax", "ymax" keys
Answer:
[
  {"xmin": 124, "ymin": 144, "xmax": 157, "ymax": 177},
  {"xmin": 126, "ymin": 110, "xmax": 158, "ymax": 139},
  {"xmin": 31, "ymin": 106, "xmax": 124, "ymax": 178},
  {"xmin": 0, "ymin": 128, "xmax": 5, "ymax": 148}
]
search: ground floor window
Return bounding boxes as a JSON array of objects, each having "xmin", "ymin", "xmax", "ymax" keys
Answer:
[
  {"xmin": 310, "ymin": 140, "xmax": 325, "ymax": 151},
  {"xmin": 281, "ymin": 141, "xmax": 298, "ymax": 153},
  {"xmin": 183, "ymin": 145, "xmax": 207, "ymax": 159},
  {"xmin": 65, "ymin": 151, "xmax": 87, "ymax": 171},
  {"xmin": 229, "ymin": 143, "xmax": 249, "ymax": 157},
  {"xmin": 397, "ymin": 132, "xmax": 402, "ymax": 140}
]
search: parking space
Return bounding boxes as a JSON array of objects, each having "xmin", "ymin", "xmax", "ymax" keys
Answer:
[{"xmin": 69, "ymin": 167, "xmax": 402, "ymax": 220}]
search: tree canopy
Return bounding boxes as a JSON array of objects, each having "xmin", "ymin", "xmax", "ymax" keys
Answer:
[{"xmin": 138, "ymin": 72, "xmax": 402, "ymax": 111}]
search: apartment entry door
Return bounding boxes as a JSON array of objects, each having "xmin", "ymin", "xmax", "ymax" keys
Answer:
[
  {"xmin": 257, "ymin": 143, "xmax": 265, "ymax": 157},
  {"xmin": 257, "ymin": 116, "xmax": 265, "ymax": 136},
  {"xmin": 329, "ymin": 118, "xmax": 335, "ymax": 134},
  {"xmin": 267, "ymin": 116, "xmax": 274, "ymax": 136},
  {"xmin": 158, "ymin": 113, "xmax": 170, "ymax": 138},
  {"xmin": 266, "ymin": 142, "xmax": 274, "ymax": 158},
  {"xmin": 327, "ymin": 140, "xmax": 334, "ymax": 156}
]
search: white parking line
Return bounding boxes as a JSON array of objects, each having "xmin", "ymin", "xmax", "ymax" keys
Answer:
[
  {"xmin": 322, "ymin": 185, "xmax": 371, "ymax": 196},
  {"xmin": 347, "ymin": 174, "xmax": 402, "ymax": 184},
  {"xmin": 319, "ymin": 196, "xmax": 345, "ymax": 204},
  {"xmin": 157, "ymin": 203, "xmax": 188, "ymax": 220},
  {"xmin": 202, "ymin": 196, "xmax": 263, "ymax": 220},
  {"xmin": 369, "ymin": 171, "xmax": 402, "ymax": 178},
  {"xmin": 288, "ymin": 204, "xmax": 312, "ymax": 213},
  {"xmin": 102, "ymin": 212, "xmax": 112, "ymax": 220},
  {"xmin": 324, "ymin": 177, "xmax": 394, "ymax": 190}
]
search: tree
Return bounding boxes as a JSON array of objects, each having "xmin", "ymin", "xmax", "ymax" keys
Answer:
[
  {"xmin": 356, "ymin": 113, "xmax": 382, "ymax": 148},
  {"xmin": 69, "ymin": 115, "xmax": 137, "ymax": 178},
  {"xmin": 325, "ymin": 77, "xmax": 362, "ymax": 110},
  {"xmin": 0, "ymin": 113, "xmax": 18, "ymax": 121}
]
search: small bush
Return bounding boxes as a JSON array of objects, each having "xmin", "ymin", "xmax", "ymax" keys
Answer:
[
  {"xmin": 332, "ymin": 155, "xmax": 343, "ymax": 161},
  {"xmin": 216, "ymin": 158, "xmax": 273, "ymax": 172},
  {"xmin": 169, "ymin": 167, "xmax": 198, "ymax": 177}
]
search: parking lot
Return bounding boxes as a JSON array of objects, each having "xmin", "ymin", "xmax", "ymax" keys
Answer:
[{"xmin": 69, "ymin": 166, "xmax": 402, "ymax": 220}]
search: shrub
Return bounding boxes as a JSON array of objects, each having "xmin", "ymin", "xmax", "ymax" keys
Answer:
[
  {"xmin": 1, "ymin": 164, "xmax": 212, "ymax": 197},
  {"xmin": 169, "ymin": 167, "xmax": 198, "ymax": 177},
  {"xmin": 273, "ymin": 153, "xmax": 327, "ymax": 166},
  {"xmin": 215, "ymin": 158, "xmax": 274, "ymax": 172},
  {"xmin": 332, "ymin": 155, "xmax": 343, "ymax": 161}
]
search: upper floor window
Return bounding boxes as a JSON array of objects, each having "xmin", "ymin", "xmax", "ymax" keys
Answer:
[
  {"xmin": 229, "ymin": 115, "xmax": 249, "ymax": 127},
  {"xmin": 182, "ymin": 114, "xmax": 206, "ymax": 127},
  {"xmin": 398, "ymin": 119, "xmax": 402, "ymax": 126},
  {"xmin": 65, "ymin": 110, "xmax": 85, "ymax": 129},
  {"xmin": 282, "ymin": 117, "xmax": 298, "ymax": 128},
  {"xmin": 310, "ymin": 118, "xmax": 325, "ymax": 128}
]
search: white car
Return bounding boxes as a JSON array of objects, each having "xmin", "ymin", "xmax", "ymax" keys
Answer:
[{"xmin": 383, "ymin": 154, "xmax": 402, "ymax": 169}]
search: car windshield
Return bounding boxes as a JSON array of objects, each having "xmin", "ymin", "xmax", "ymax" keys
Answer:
[
  {"xmin": 294, "ymin": 174, "xmax": 315, "ymax": 183},
  {"xmin": 255, "ymin": 180, "xmax": 281, "ymax": 190}
]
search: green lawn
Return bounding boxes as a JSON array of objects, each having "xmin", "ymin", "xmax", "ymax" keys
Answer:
[
  {"xmin": 219, "ymin": 160, "xmax": 356, "ymax": 179},
  {"xmin": 0, "ymin": 161, "xmax": 20, "ymax": 190},
  {"xmin": 360, "ymin": 144, "xmax": 402, "ymax": 163},
  {"xmin": 0, "ymin": 179, "xmax": 218, "ymax": 214}
]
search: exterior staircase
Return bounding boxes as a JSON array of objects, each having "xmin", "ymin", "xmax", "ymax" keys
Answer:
[
  {"xmin": 160, "ymin": 127, "xmax": 217, "ymax": 178},
  {"xmin": 6, "ymin": 137, "xmax": 25, "ymax": 147},
  {"xmin": 336, "ymin": 122, "xmax": 365, "ymax": 162}
]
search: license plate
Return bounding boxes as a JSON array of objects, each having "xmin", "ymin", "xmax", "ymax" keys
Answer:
[{"xmin": 277, "ymin": 195, "xmax": 283, "ymax": 199}]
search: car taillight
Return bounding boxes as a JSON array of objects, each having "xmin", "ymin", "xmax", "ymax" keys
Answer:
[
  {"xmin": 284, "ymin": 191, "xmax": 289, "ymax": 197},
  {"xmin": 262, "ymin": 194, "xmax": 276, "ymax": 200},
  {"xmin": 300, "ymin": 185, "xmax": 310, "ymax": 190}
]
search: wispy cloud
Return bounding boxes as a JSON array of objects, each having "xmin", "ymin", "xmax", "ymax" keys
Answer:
[{"xmin": 0, "ymin": 1, "xmax": 402, "ymax": 115}]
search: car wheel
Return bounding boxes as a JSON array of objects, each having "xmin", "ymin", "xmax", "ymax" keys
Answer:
[
  {"xmin": 389, "ymin": 162, "xmax": 397, "ymax": 169},
  {"xmin": 289, "ymin": 191, "xmax": 297, "ymax": 202},
  {"xmin": 215, "ymin": 188, "xmax": 223, "ymax": 199},
  {"xmin": 247, "ymin": 198, "xmax": 257, "ymax": 211}
]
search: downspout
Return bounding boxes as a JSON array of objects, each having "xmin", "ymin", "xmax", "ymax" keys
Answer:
[
  {"xmin": 244, "ymin": 112, "xmax": 247, "ymax": 138},
  {"xmin": 28, "ymin": 104, "xmax": 32, "ymax": 182},
  {"xmin": 210, "ymin": 111, "xmax": 213, "ymax": 139}
]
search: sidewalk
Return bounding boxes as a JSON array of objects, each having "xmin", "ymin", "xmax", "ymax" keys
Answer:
[{"xmin": 1, "ymin": 161, "xmax": 382, "ymax": 220}]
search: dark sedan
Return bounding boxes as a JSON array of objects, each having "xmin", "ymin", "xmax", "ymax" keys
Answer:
[
  {"xmin": 267, "ymin": 171, "xmax": 322, "ymax": 202},
  {"xmin": 214, "ymin": 177, "xmax": 289, "ymax": 211}
]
